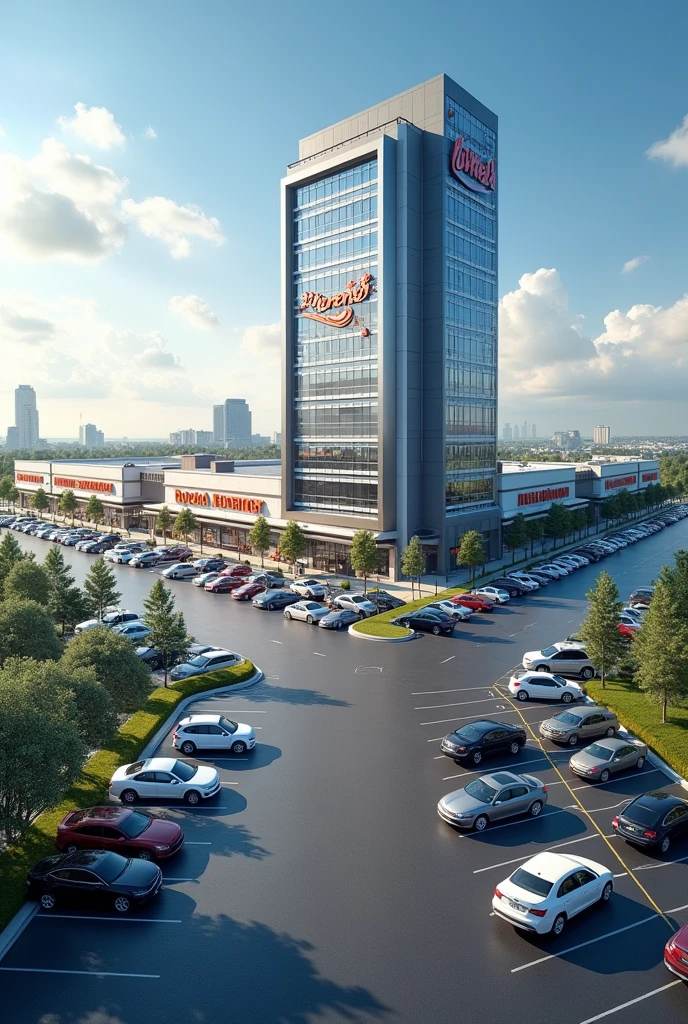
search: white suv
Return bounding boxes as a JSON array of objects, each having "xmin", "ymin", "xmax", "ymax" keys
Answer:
[
  {"xmin": 173, "ymin": 714, "xmax": 256, "ymax": 755},
  {"xmin": 289, "ymin": 579, "xmax": 326, "ymax": 599},
  {"xmin": 522, "ymin": 643, "xmax": 595, "ymax": 679}
]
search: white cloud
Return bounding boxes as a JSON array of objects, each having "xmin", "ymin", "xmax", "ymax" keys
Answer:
[
  {"xmin": 241, "ymin": 322, "xmax": 280, "ymax": 361},
  {"xmin": 57, "ymin": 102, "xmax": 126, "ymax": 150},
  {"xmin": 121, "ymin": 196, "xmax": 224, "ymax": 258},
  {"xmin": 647, "ymin": 115, "xmax": 688, "ymax": 168},
  {"xmin": 0, "ymin": 299, "xmax": 56, "ymax": 344},
  {"xmin": 621, "ymin": 255, "xmax": 649, "ymax": 274},
  {"xmin": 0, "ymin": 125, "xmax": 5, "ymax": 138},
  {"xmin": 169, "ymin": 294, "xmax": 219, "ymax": 330},
  {"xmin": 143, "ymin": 126, "xmax": 157, "ymax": 140}
]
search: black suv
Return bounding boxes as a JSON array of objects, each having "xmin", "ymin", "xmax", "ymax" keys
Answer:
[
  {"xmin": 489, "ymin": 577, "xmax": 531, "ymax": 597},
  {"xmin": 440, "ymin": 720, "xmax": 527, "ymax": 766},
  {"xmin": 368, "ymin": 591, "xmax": 405, "ymax": 612}
]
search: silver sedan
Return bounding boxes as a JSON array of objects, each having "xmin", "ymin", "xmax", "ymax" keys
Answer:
[
  {"xmin": 284, "ymin": 601, "xmax": 330, "ymax": 624},
  {"xmin": 540, "ymin": 706, "xmax": 619, "ymax": 747},
  {"xmin": 437, "ymin": 770, "xmax": 548, "ymax": 832},
  {"xmin": 569, "ymin": 737, "xmax": 647, "ymax": 783}
]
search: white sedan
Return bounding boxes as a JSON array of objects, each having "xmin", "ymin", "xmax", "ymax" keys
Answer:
[
  {"xmin": 333, "ymin": 594, "xmax": 378, "ymax": 617},
  {"xmin": 508, "ymin": 670, "xmax": 585, "ymax": 703},
  {"xmin": 474, "ymin": 586, "xmax": 510, "ymax": 604},
  {"xmin": 290, "ymin": 579, "xmax": 326, "ymax": 599},
  {"xmin": 161, "ymin": 562, "xmax": 199, "ymax": 580},
  {"xmin": 105, "ymin": 546, "xmax": 147, "ymax": 564},
  {"xmin": 492, "ymin": 851, "xmax": 613, "ymax": 936},
  {"xmin": 109, "ymin": 757, "xmax": 221, "ymax": 805},
  {"xmin": 284, "ymin": 600, "xmax": 330, "ymax": 623},
  {"xmin": 427, "ymin": 600, "xmax": 472, "ymax": 621}
]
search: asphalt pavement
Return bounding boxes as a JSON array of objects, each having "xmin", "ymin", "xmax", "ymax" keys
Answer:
[{"xmin": 2, "ymin": 522, "xmax": 688, "ymax": 1024}]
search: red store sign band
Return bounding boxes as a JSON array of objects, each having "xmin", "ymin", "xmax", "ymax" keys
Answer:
[
  {"xmin": 642, "ymin": 472, "xmax": 658, "ymax": 482},
  {"xmin": 16, "ymin": 473, "xmax": 44, "ymax": 484},
  {"xmin": 174, "ymin": 489, "xmax": 263, "ymax": 515},
  {"xmin": 517, "ymin": 486, "xmax": 570, "ymax": 507},
  {"xmin": 605, "ymin": 476, "xmax": 637, "ymax": 491},
  {"xmin": 54, "ymin": 477, "xmax": 114, "ymax": 494}
]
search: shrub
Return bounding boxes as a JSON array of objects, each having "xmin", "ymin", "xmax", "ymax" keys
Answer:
[{"xmin": 340, "ymin": 580, "xmax": 351, "ymax": 591}]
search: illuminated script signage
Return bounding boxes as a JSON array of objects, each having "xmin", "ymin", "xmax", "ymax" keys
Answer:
[
  {"xmin": 299, "ymin": 273, "xmax": 375, "ymax": 328},
  {"xmin": 174, "ymin": 489, "xmax": 263, "ymax": 515},
  {"xmin": 605, "ymin": 476, "xmax": 637, "ymax": 491},
  {"xmin": 517, "ymin": 486, "xmax": 570, "ymax": 507},
  {"xmin": 54, "ymin": 477, "xmax": 114, "ymax": 494},
  {"xmin": 450, "ymin": 137, "xmax": 496, "ymax": 193}
]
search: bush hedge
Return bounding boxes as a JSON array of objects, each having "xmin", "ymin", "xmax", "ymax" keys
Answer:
[
  {"xmin": 586, "ymin": 677, "xmax": 688, "ymax": 780},
  {"xmin": 351, "ymin": 586, "xmax": 468, "ymax": 639},
  {"xmin": 0, "ymin": 659, "xmax": 256, "ymax": 932}
]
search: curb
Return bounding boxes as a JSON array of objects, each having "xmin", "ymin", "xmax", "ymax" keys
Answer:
[
  {"xmin": 0, "ymin": 902, "xmax": 38, "ymax": 964},
  {"xmin": 348, "ymin": 625, "xmax": 415, "ymax": 642},
  {"xmin": 617, "ymin": 724, "xmax": 688, "ymax": 792}
]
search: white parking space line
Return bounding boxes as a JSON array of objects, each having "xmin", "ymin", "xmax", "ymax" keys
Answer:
[
  {"xmin": 585, "ymin": 799, "xmax": 633, "ymax": 813},
  {"xmin": 184, "ymin": 841, "xmax": 211, "ymax": 845},
  {"xmin": 473, "ymin": 833, "xmax": 612, "ymax": 873},
  {"xmin": 415, "ymin": 696, "xmax": 506, "ymax": 711},
  {"xmin": 36, "ymin": 914, "xmax": 181, "ymax": 923},
  {"xmin": 570, "ymin": 768, "xmax": 662, "ymax": 791},
  {"xmin": 575, "ymin": 981, "xmax": 682, "ymax": 1024},
  {"xmin": 220, "ymin": 781, "xmax": 239, "ymax": 786},
  {"xmin": 507, "ymin": 632, "xmax": 518, "ymax": 638},
  {"xmin": 0, "ymin": 967, "xmax": 160, "ymax": 978},
  {"xmin": 455, "ymin": 807, "xmax": 569, "ymax": 837},
  {"xmin": 270, "ymin": 640, "xmax": 282, "ymax": 644},
  {"xmin": 634, "ymin": 853, "xmax": 688, "ymax": 872},
  {"xmin": 440, "ymin": 656, "xmax": 456, "ymax": 664},
  {"xmin": 412, "ymin": 684, "xmax": 510, "ymax": 695},
  {"xmin": 421, "ymin": 705, "xmax": 554, "ymax": 727},
  {"xmin": 442, "ymin": 756, "xmax": 549, "ymax": 782},
  {"xmin": 313, "ymin": 652, "xmax": 326, "ymax": 657}
]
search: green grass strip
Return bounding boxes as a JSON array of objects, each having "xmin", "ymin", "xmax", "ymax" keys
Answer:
[{"xmin": 351, "ymin": 586, "xmax": 468, "ymax": 638}]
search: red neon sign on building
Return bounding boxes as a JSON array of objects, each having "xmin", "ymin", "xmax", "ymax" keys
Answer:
[
  {"xmin": 450, "ymin": 137, "xmax": 496, "ymax": 193},
  {"xmin": 605, "ymin": 475, "xmax": 637, "ymax": 491},
  {"xmin": 642, "ymin": 471, "xmax": 658, "ymax": 482},
  {"xmin": 517, "ymin": 486, "xmax": 569, "ymax": 507}
]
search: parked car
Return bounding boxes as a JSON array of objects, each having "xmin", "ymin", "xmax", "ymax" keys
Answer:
[
  {"xmin": 26, "ymin": 849, "xmax": 163, "ymax": 913},
  {"xmin": 56, "ymin": 806, "xmax": 184, "ymax": 861},
  {"xmin": 290, "ymin": 579, "xmax": 326, "ymax": 600},
  {"xmin": 284, "ymin": 600, "xmax": 330, "ymax": 624},
  {"xmin": 333, "ymin": 593, "xmax": 378, "ymax": 617},
  {"xmin": 440, "ymin": 720, "xmax": 526, "ymax": 765},
  {"xmin": 130, "ymin": 550, "xmax": 163, "ymax": 567},
  {"xmin": 452, "ymin": 593, "xmax": 495, "ymax": 612},
  {"xmin": 473, "ymin": 586, "xmax": 510, "ymax": 604},
  {"xmin": 427, "ymin": 599, "xmax": 472, "ymax": 621},
  {"xmin": 488, "ymin": 577, "xmax": 531, "ymax": 597},
  {"xmin": 192, "ymin": 557, "xmax": 227, "ymax": 572},
  {"xmin": 539, "ymin": 706, "xmax": 619, "ymax": 746},
  {"xmin": 532, "ymin": 564, "xmax": 566, "ymax": 579},
  {"xmin": 109, "ymin": 757, "xmax": 221, "ymax": 805},
  {"xmin": 75, "ymin": 609, "xmax": 141, "ymax": 633},
  {"xmin": 205, "ymin": 575, "xmax": 245, "ymax": 593},
  {"xmin": 569, "ymin": 736, "xmax": 647, "ymax": 783},
  {"xmin": 161, "ymin": 563, "xmax": 199, "ymax": 580},
  {"xmin": 87, "ymin": 539, "xmax": 118, "ymax": 554},
  {"xmin": 367, "ymin": 590, "xmax": 405, "ymax": 612},
  {"xmin": 111, "ymin": 623, "xmax": 151, "ymax": 643},
  {"xmin": 522, "ymin": 644, "xmax": 595, "ymax": 679},
  {"xmin": 518, "ymin": 570, "xmax": 551, "ymax": 585},
  {"xmin": 665, "ymin": 923, "xmax": 688, "ymax": 980},
  {"xmin": 613, "ymin": 791, "xmax": 688, "ymax": 854},
  {"xmin": 629, "ymin": 587, "xmax": 655, "ymax": 604},
  {"xmin": 507, "ymin": 572, "xmax": 542, "ymax": 589},
  {"xmin": 508, "ymin": 670, "xmax": 585, "ymax": 703},
  {"xmin": 106, "ymin": 544, "xmax": 147, "ymax": 563},
  {"xmin": 438, "ymin": 771, "xmax": 547, "ymax": 831},
  {"xmin": 318, "ymin": 608, "xmax": 362, "ymax": 629},
  {"xmin": 170, "ymin": 649, "xmax": 241, "ymax": 681},
  {"xmin": 193, "ymin": 571, "xmax": 222, "ymax": 587},
  {"xmin": 252, "ymin": 589, "xmax": 300, "ymax": 610},
  {"xmin": 492, "ymin": 851, "xmax": 613, "ymax": 936},
  {"xmin": 172, "ymin": 714, "xmax": 256, "ymax": 755},
  {"xmin": 392, "ymin": 608, "xmax": 455, "ymax": 635},
  {"xmin": 618, "ymin": 622, "xmax": 641, "ymax": 641},
  {"xmin": 220, "ymin": 563, "xmax": 252, "ymax": 579},
  {"xmin": 232, "ymin": 580, "xmax": 267, "ymax": 600},
  {"xmin": 135, "ymin": 642, "xmax": 213, "ymax": 671}
]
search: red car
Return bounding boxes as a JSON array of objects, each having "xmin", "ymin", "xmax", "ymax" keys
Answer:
[
  {"xmin": 618, "ymin": 622, "xmax": 641, "ymax": 640},
  {"xmin": 205, "ymin": 575, "xmax": 244, "ymax": 592},
  {"xmin": 665, "ymin": 922, "xmax": 688, "ymax": 980},
  {"xmin": 451, "ymin": 593, "xmax": 495, "ymax": 612},
  {"xmin": 232, "ymin": 581, "xmax": 266, "ymax": 600},
  {"xmin": 220, "ymin": 563, "xmax": 252, "ymax": 579},
  {"xmin": 56, "ymin": 806, "xmax": 183, "ymax": 861}
]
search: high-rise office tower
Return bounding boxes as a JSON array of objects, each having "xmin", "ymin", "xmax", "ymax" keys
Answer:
[
  {"xmin": 281, "ymin": 75, "xmax": 499, "ymax": 574},
  {"xmin": 531, "ymin": 424, "xmax": 537, "ymax": 439},
  {"xmin": 513, "ymin": 424, "xmax": 520, "ymax": 440},
  {"xmin": 223, "ymin": 399, "xmax": 252, "ymax": 449},
  {"xmin": 522, "ymin": 421, "xmax": 528, "ymax": 438},
  {"xmin": 212, "ymin": 405, "xmax": 225, "ymax": 444},
  {"xmin": 502, "ymin": 423, "xmax": 512, "ymax": 442},
  {"xmin": 79, "ymin": 423, "xmax": 104, "ymax": 447},
  {"xmin": 593, "ymin": 425, "xmax": 611, "ymax": 444},
  {"xmin": 14, "ymin": 385, "xmax": 40, "ymax": 449},
  {"xmin": 5, "ymin": 426, "xmax": 19, "ymax": 450}
]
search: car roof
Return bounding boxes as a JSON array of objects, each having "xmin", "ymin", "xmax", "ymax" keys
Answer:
[
  {"xmin": 69, "ymin": 806, "xmax": 130, "ymax": 825},
  {"xmin": 143, "ymin": 757, "xmax": 176, "ymax": 770},
  {"xmin": 481, "ymin": 770, "xmax": 523, "ymax": 787},
  {"xmin": 519, "ymin": 851, "xmax": 590, "ymax": 882},
  {"xmin": 585, "ymin": 736, "xmax": 631, "ymax": 752},
  {"xmin": 181, "ymin": 714, "xmax": 222, "ymax": 725},
  {"xmin": 632, "ymin": 790, "xmax": 687, "ymax": 811}
]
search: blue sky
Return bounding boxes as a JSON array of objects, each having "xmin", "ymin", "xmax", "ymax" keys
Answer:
[{"xmin": 1, "ymin": 0, "xmax": 687, "ymax": 438}]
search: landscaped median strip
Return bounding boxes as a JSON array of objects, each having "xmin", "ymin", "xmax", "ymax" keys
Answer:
[
  {"xmin": 350, "ymin": 586, "xmax": 468, "ymax": 640},
  {"xmin": 0, "ymin": 659, "xmax": 257, "ymax": 935}
]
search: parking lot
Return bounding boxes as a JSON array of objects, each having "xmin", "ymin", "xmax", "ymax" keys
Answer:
[{"xmin": 2, "ymin": 522, "xmax": 688, "ymax": 1023}]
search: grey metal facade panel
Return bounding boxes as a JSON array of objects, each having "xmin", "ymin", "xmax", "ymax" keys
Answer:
[{"xmin": 379, "ymin": 134, "xmax": 397, "ymax": 532}]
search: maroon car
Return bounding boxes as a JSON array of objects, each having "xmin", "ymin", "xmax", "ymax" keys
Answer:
[
  {"xmin": 56, "ymin": 806, "xmax": 184, "ymax": 861},
  {"xmin": 220, "ymin": 563, "xmax": 252, "ymax": 579},
  {"xmin": 665, "ymin": 922, "xmax": 688, "ymax": 980},
  {"xmin": 205, "ymin": 574, "xmax": 244, "ymax": 592},
  {"xmin": 232, "ymin": 581, "xmax": 266, "ymax": 600},
  {"xmin": 452, "ymin": 593, "xmax": 495, "ymax": 612}
]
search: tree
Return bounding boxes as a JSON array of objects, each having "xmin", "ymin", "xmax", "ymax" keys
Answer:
[
  {"xmin": 61, "ymin": 628, "xmax": 151, "ymax": 713},
  {"xmin": 0, "ymin": 599, "xmax": 63, "ymax": 664},
  {"xmin": 156, "ymin": 505, "xmax": 173, "ymax": 544},
  {"xmin": 0, "ymin": 671, "xmax": 85, "ymax": 844},
  {"xmin": 83, "ymin": 557, "xmax": 121, "ymax": 621},
  {"xmin": 4, "ymin": 559, "xmax": 51, "ymax": 606},
  {"xmin": 601, "ymin": 494, "xmax": 619, "ymax": 527},
  {"xmin": 248, "ymin": 515, "xmax": 271, "ymax": 568},
  {"xmin": 30, "ymin": 487, "xmax": 50, "ymax": 517},
  {"xmin": 503, "ymin": 514, "xmax": 527, "ymax": 564},
  {"xmin": 85, "ymin": 494, "xmax": 105, "ymax": 525},
  {"xmin": 58, "ymin": 488, "xmax": 78, "ymax": 525},
  {"xmin": 634, "ymin": 580, "xmax": 688, "ymax": 723},
  {"xmin": 0, "ymin": 474, "xmax": 14, "ymax": 507},
  {"xmin": 456, "ymin": 530, "xmax": 486, "ymax": 588},
  {"xmin": 7, "ymin": 484, "xmax": 19, "ymax": 509},
  {"xmin": 142, "ymin": 579, "xmax": 191, "ymax": 686},
  {"xmin": 578, "ymin": 571, "xmax": 626, "ymax": 690},
  {"xmin": 173, "ymin": 507, "xmax": 198, "ymax": 545},
  {"xmin": 401, "ymin": 536, "xmax": 426, "ymax": 599},
  {"xmin": 543, "ymin": 502, "xmax": 570, "ymax": 549},
  {"xmin": 525, "ymin": 518, "xmax": 544, "ymax": 557},
  {"xmin": 571, "ymin": 508, "xmax": 588, "ymax": 539},
  {"xmin": 350, "ymin": 530, "xmax": 380, "ymax": 594},
  {"xmin": 585, "ymin": 502, "xmax": 596, "ymax": 535},
  {"xmin": 0, "ymin": 530, "xmax": 25, "ymax": 595},
  {"xmin": 44, "ymin": 546, "xmax": 89, "ymax": 635},
  {"xmin": 279, "ymin": 521, "xmax": 306, "ymax": 576}
]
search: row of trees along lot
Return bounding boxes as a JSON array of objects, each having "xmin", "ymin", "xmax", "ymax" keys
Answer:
[
  {"xmin": 581, "ymin": 551, "xmax": 688, "ymax": 724},
  {"xmin": 0, "ymin": 534, "xmax": 191, "ymax": 847}
]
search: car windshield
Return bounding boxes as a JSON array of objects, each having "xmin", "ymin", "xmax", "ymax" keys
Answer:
[
  {"xmin": 552, "ymin": 675, "xmax": 569, "ymax": 685},
  {"xmin": 464, "ymin": 779, "xmax": 497, "ymax": 802},
  {"xmin": 119, "ymin": 812, "xmax": 152, "ymax": 838},
  {"xmin": 350, "ymin": 596, "xmax": 367, "ymax": 604},
  {"xmin": 219, "ymin": 717, "xmax": 238, "ymax": 734},
  {"xmin": 454, "ymin": 725, "xmax": 483, "ymax": 742},
  {"xmin": 95, "ymin": 852, "xmax": 128, "ymax": 884},
  {"xmin": 125, "ymin": 760, "xmax": 147, "ymax": 776},
  {"xmin": 624, "ymin": 801, "xmax": 661, "ymax": 825},
  {"xmin": 553, "ymin": 712, "xmax": 582, "ymax": 725},
  {"xmin": 585, "ymin": 744, "xmax": 614, "ymax": 761},
  {"xmin": 187, "ymin": 655, "xmax": 210, "ymax": 667},
  {"xmin": 510, "ymin": 868, "xmax": 553, "ymax": 897},
  {"xmin": 304, "ymin": 602, "xmax": 321, "ymax": 610},
  {"xmin": 541, "ymin": 646, "xmax": 559, "ymax": 657},
  {"xmin": 171, "ymin": 760, "xmax": 197, "ymax": 781}
]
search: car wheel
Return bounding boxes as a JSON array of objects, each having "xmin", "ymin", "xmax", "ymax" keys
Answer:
[
  {"xmin": 600, "ymin": 881, "xmax": 613, "ymax": 903},
  {"xmin": 401, "ymin": 619, "xmax": 410, "ymax": 628},
  {"xmin": 636, "ymin": 756, "xmax": 645, "ymax": 769},
  {"xmin": 185, "ymin": 790, "xmax": 201, "ymax": 805},
  {"xmin": 529, "ymin": 800, "xmax": 543, "ymax": 818},
  {"xmin": 232, "ymin": 741, "xmax": 246, "ymax": 754},
  {"xmin": 567, "ymin": 734, "xmax": 578, "ymax": 746},
  {"xmin": 509, "ymin": 741, "xmax": 520, "ymax": 755},
  {"xmin": 307, "ymin": 615, "xmax": 314, "ymax": 624},
  {"xmin": 180, "ymin": 740, "xmax": 196, "ymax": 755},
  {"xmin": 284, "ymin": 611, "xmax": 292, "ymax": 620},
  {"xmin": 39, "ymin": 892, "xmax": 56, "ymax": 910},
  {"xmin": 114, "ymin": 896, "xmax": 131, "ymax": 913},
  {"xmin": 137, "ymin": 850, "xmax": 152, "ymax": 861},
  {"xmin": 517, "ymin": 689, "xmax": 529, "ymax": 701},
  {"xmin": 580, "ymin": 668, "xmax": 594, "ymax": 681},
  {"xmin": 121, "ymin": 789, "xmax": 138, "ymax": 804},
  {"xmin": 335, "ymin": 621, "xmax": 342, "ymax": 630},
  {"xmin": 473, "ymin": 815, "xmax": 488, "ymax": 832},
  {"xmin": 550, "ymin": 913, "xmax": 566, "ymax": 937},
  {"xmin": 472, "ymin": 750, "xmax": 482, "ymax": 765},
  {"xmin": 605, "ymin": 726, "xmax": 616, "ymax": 738},
  {"xmin": 562, "ymin": 692, "xmax": 576, "ymax": 704},
  {"xmin": 598, "ymin": 769, "xmax": 610, "ymax": 783},
  {"xmin": 432, "ymin": 625, "xmax": 441, "ymax": 635},
  {"xmin": 537, "ymin": 665, "xmax": 550, "ymax": 673},
  {"xmin": 660, "ymin": 835, "xmax": 671, "ymax": 854},
  {"xmin": 267, "ymin": 603, "xmax": 275, "ymax": 611},
  {"xmin": 65, "ymin": 843, "xmax": 79, "ymax": 854}
]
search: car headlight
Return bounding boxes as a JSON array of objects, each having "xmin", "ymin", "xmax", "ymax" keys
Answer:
[
  {"xmin": 155, "ymin": 845, "xmax": 170, "ymax": 851},
  {"xmin": 132, "ymin": 889, "xmax": 150, "ymax": 897}
]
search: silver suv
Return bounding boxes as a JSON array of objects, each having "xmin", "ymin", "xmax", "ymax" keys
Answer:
[
  {"xmin": 522, "ymin": 643, "xmax": 596, "ymax": 680},
  {"xmin": 540, "ymin": 706, "xmax": 619, "ymax": 746}
]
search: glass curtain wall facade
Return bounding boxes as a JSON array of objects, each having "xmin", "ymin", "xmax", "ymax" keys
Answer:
[
  {"xmin": 291, "ymin": 160, "xmax": 379, "ymax": 516},
  {"xmin": 444, "ymin": 106, "xmax": 497, "ymax": 512}
]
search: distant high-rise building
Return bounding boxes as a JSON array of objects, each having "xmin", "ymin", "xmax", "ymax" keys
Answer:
[
  {"xmin": 272, "ymin": 431, "xmax": 282, "ymax": 445},
  {"xmin": 513, "ymin": 424, "xmax": 520, "ymax": 440},
  {"xmin": 223, "ymin": 399, "xmax": 252, "ymax": 449},
  {"xmin": 531, "ymin": 424, "xmax": 537, "ymax": 439},
  {"xmin": 502, "ymin": 423, "xmax": 512, "ymax": 442},
  {"xmin": 13, "ymin": 385, "xmax": 39, "ymax": 449},
  {"xmin": 523, "ymin": 421, "xmax": 528, "ymax": 438},
  {"xmin": 195, "ymin": 430, "xmax": 213, "ymax": 445},
  {"xmin": 593, "ymin": 425, "xmax": 611, "ymax": 444},
  {"xmin": 5, "ymin": 426, "xmax": 19, "ymax": 450},
  {"xmin": 169, "ymin": 428, "xmax": 214, "ymax": 446},
  {"xmin": 251, "ymin": 433, "xmax": 271, "ymax": 446},
  {"xmin": 212, "ymin": 405, "xmax": 225, "ymax": 444},
  {"xmin": 79, "ymin": 423, "xmax": 104, "ymax": 447},
  {"xmin": 553, "ymin": 430, "xmax": 582, "ymax": 449}
]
